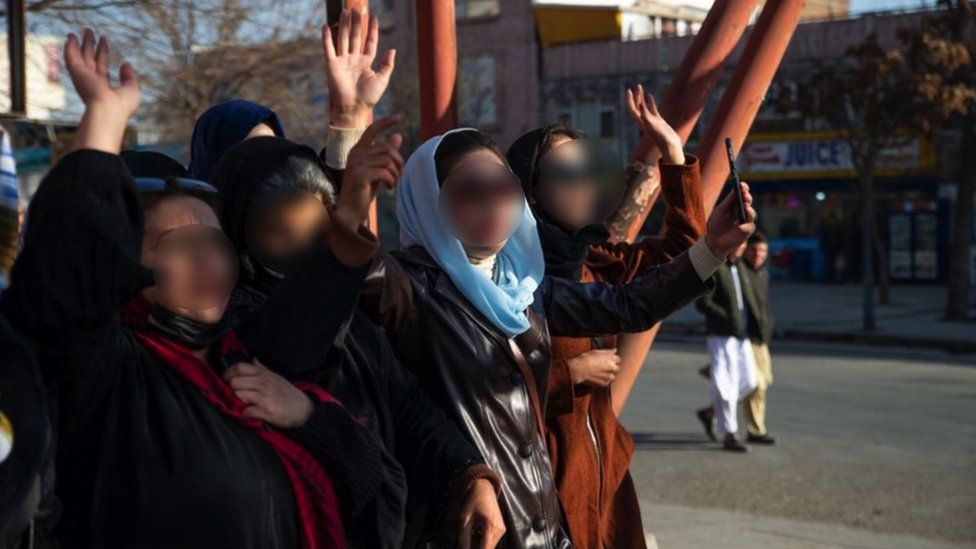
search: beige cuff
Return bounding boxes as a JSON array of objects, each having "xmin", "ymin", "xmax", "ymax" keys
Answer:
[
  {"xmin": 689, "ymin": 237, "xmax": 725, "ymax": 281},
  {"xmin": 325, "ymin": 125, "xmax": 366, "ymax": 170}
]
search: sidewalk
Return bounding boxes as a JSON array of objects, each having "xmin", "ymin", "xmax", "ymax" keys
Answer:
[
  {"xmin": 662, "ymin": 281, "xmax": 976, "ymax": 354},
  {"xmin": 642, "ymin": 502, "xmax": 969, "ymax": 549}
]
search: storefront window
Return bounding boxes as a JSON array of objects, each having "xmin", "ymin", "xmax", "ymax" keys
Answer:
[
  {"xmin": 457, "ymin": 0, "xmax": 500, "ymax": 19},
  {"xmin": 458, "ymin": 55, "xmax": 498, "ymax": 127}
]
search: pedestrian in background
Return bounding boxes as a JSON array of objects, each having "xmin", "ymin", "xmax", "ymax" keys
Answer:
[
  {"xmin": 742, "ymin": 231, "xmax": 776, "ymax": 445},
  {"xmin": 695, "ymin": 241, "xmax": 759, "ymax": 452}
]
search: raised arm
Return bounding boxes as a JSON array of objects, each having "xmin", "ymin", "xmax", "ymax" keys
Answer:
[
  {"xmin": 241, "ymin": 116, "xmax": 405, "ymax": 374},
  {"xmin": 0, "ymin": 30, "xmax": 146, "ymax": 368},
  {"xmin": 320, "ymin": 8, "xmax": 396, "ymax": 183},
  {"xmin": 607, "ymin": 85, "xmax": 685, "ymax": 242}
]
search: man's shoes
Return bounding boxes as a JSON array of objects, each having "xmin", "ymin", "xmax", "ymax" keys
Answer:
[
  {"xmin": 696, "ymin": 407, "xmax": 716, "ymax": 441},
  {"xmin": 723, "ymin": 437, "xmax": 749, "ymax": 453},
  {"xmin": 747, "ymin": 433, "xmax": 776, "ymax": 445}
]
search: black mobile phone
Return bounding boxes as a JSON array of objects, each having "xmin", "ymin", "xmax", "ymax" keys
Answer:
[{"xmin": 725, "ymin": 137, "xmax": 748, "ymax": 224}]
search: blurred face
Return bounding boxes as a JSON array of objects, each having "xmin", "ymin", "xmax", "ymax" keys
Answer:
[
  {"xmin": 245, "ymin": 190, "xmax": 329, "ymax": 274},
  {"xmin": 745, "ymin": 241, "xmax": 768, "ymax": 269},
  {"xmin": 441, "ymin": 149, "xmax": 525, "ymax": 258},
  {"xmin": 140, "ymin": 196, "xmax": 238, "ymax": 324},
  {"xmin": 729, "ymin": 241, "xmax": 748, "ymax": 262},
  {"xmin": 536, "ymin": 136, "xmax": 601, "ymax": 231}
]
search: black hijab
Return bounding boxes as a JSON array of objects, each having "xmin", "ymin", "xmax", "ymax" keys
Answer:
[
  {"xmin": 189, "ymin": 100, "xmax": 285, "ymax": 182},
  {"xmin": 506, "ymin": 125, "xmax": 610, "ymax": 281},
  {"xmin": 121, "ymin": 150, "xmax": 188, "ymax": 179},
  {"xmin": 211, "ymin": 136, "xmax": 335, "ymax": 312}
]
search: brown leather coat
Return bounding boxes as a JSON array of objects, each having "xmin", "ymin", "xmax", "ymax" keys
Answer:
[
  {"xmin": 545, "ymin": 158, "xmax": 707, "ymax": 549},
  {"xmin": 361, "ymin": 246, "xmax": 710, "ymax": 548}
]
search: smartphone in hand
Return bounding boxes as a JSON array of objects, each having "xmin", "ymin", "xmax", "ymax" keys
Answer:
[{"xmin": 725, "ymin": 137, "xmax": 748, "ymax": 224}]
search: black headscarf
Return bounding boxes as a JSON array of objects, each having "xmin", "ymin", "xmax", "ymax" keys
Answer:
[
  {"xmin": 189, "ymin": 100, "xmax": 286, "ymax": 182},
  {"xmin": 211, "ymin": 136, "xmax": 335, "ymax": 311},
  {"xmin": 121, "ymin": 150, "xmax": 188, "ymax": 179},
  {"xmin": 506, "ymin": 126, "xmax": 609, "ymax": 281}
]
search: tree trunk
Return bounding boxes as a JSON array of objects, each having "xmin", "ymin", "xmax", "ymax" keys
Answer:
[
  {"xmin": 860, "ymin": 165, "xmax": 877, "ymax": 331},
  {"xmin": 876, "ymin": 231, "xmax": 891, "ymax": 306},
  {"xmin": 946, "ymin": 115, "xmax": 975, "ymax": 320}
]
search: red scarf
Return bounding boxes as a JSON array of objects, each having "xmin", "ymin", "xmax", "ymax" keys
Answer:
[{"xmin": 122, "ymin": 298, "xmax": 345, "ymax": 549}]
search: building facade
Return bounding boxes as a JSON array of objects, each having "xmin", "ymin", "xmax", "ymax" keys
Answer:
[{"xmin": 537, "ymin": 8, "xmax": 966, "ymax": 283}]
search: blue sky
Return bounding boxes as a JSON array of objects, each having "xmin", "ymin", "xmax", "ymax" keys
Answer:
[{"xmin": 850, "ymin": 0, "xmax": 933, "ymax": 13}]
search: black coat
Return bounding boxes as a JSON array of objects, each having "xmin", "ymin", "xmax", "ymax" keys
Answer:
[
  {"xmin": 218, "ymin": 139, "xmax": 494, "ymax": 549},
  {"xmin": 1, "ymin": 150, "xmax": 326, "ymax": 548},
  {"xmin": 360, "ymin": 247, "xmax": 711, "ymax": 549},
  {"xmin": 742, "ymin": 263, "xmax": 774, "ymax": 343},
  {"xmin": 696, "ymin": 260, "xmax": 765, "ymax": 342}
]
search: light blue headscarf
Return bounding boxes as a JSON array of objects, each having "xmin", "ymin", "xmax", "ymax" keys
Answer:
[{"xmin": 397, "ymin": 129, "xmax": 545, "ymax": 339}]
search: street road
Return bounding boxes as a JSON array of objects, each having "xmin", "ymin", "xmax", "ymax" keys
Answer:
[{"xmin": 621, "ymin": 339, "xmax": 976, "ymax": 548}]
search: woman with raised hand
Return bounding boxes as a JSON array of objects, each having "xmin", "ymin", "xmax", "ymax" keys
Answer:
[
  {"xmin": 213, "ymin": 9, "xmax": 506, "ymax": 549},
  {"xmin": 0, "ymin": 29, "xmax": 387, "ymax": 548},
  {"xmin": 332, "ymin": 124, "xmax": 753, "ymax": 548},
  {"xmin": 504, "ymin": 86, "xmax": 707, "ymax": 548}
]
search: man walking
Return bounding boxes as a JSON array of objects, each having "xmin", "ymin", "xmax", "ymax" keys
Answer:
[
  {"xmin": 695, "ymin": 241, "xmax": 759, "ymax": 452},
  {"xmin": 742, "ymin": 232, "xmax": 775, "ymax": 445}
]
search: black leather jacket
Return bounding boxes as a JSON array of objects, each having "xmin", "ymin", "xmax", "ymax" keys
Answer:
[{"xmin": 362, "ymin": 247, "xmax": 710, "ymax": 548}]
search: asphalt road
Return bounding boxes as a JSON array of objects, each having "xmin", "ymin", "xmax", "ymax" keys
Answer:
[{"xmin": 620, "ymin": 339, "xmax": 976, "ymax": 548}]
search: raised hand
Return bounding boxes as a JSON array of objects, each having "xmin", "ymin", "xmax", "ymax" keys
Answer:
[
  {"xmin": 625, "ymin": 84, "xmax": 683, "ymax": 165},
  {"xmin": 322, "ymin": 8, "xmax": 396, "ymax": 129},
  {"xmin": 65, "ymin": 29, "xmax": 140, "ymax": 153},
  {"xmin": 705, "ymin": 182, "xmax": 757, "ymax": 260},
  {"xmin": 333, "ymin": 115, "xmax": 404, "ymax": 230}
]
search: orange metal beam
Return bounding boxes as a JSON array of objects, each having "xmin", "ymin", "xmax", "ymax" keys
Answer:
[
  {"xmin": 416, "ymin": 0, "xmax": 458, "ymax": 139},
  {"xmin": 619, "ymin": 0, "xmax": 760, "ymax": 244},
  {"xmin": 697, "ymin": 0, "xmax": 806, "ymax": 213}
]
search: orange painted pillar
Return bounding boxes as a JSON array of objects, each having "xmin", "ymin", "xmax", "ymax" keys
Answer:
[
  {"xmin": 697, "ymin": 0, "xmax": 806, "ymax": 213},
  {"xmin": 620, "ymin": 0, "xmax": 760, "ymax": 243},
  {"xmin": 417, "ymin": 0, "xmax": 458, "ymax": 139}
]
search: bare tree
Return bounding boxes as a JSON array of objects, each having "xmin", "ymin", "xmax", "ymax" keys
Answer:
[
  {"xmin": 898, "ymin": 0, "xmax": 976, "ymax": 320},
  {"xmin": 27, "ymin": 0, "xmax": 329, "ymax": 144}
]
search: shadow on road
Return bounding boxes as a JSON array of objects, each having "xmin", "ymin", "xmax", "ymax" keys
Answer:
[{"xmin": 631, "ymin": 431, "xmax": 722, "ymax": 451}]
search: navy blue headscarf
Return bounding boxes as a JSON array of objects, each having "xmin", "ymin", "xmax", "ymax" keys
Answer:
[{"xmin": 188, "ymin": 100, "xmax": 285, "ymax": 182}]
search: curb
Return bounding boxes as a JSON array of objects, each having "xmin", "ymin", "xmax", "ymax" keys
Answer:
[{"xmin": 660, "ymin": 322, "xmax": 976, "ymax": 355}]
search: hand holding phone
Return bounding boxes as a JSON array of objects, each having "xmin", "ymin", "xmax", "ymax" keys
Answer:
[{"xmin": 725, "ymin": 137, "xmax": 748, "ymax": 224}]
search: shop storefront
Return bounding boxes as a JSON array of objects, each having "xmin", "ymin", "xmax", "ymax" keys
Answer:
[{"xmin": 739, "ymin": 131, "xmax": 945, "ymax": 283}]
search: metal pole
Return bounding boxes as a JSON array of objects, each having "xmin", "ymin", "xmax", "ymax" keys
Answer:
[
  {"xmin": 416, "ymin": 0, "xmax": 457, "ymax": 139},
  {"xmin": 697, "ymin": 0, "xmax": 806, "ymax": 213},
  {"xmin": 612, "ymin": 0, "xmax": 792, "ymax": 415},
  {"xmin": 618, "ymin": 0, "xmax": 761, "ymax": 244},
  {"xmin": 7, "ymin": 0, "xmax": 26, "ymax": 115}
]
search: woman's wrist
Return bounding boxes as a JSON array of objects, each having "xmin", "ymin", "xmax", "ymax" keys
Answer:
[
  {"xmin": 659, "ymin": 140, "xmax": 685, "ymax": 165},
  {"xmin": 73, "ymin": 105, "xmax": 129, "ymax": 154},
  {"xmin": 330, "ymin": 104, "xmax": 371, "ymax": 129}
]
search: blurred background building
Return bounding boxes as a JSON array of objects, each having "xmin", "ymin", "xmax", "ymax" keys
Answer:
[{"xmin": 1, "ymin": 0, "xmax": 969, "ymax": 287}]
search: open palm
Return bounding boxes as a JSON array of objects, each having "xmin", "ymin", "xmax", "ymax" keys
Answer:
[
  {"xmin": 323, "ymin": 9, "xmax": 395, "ymax": 113},
  {"xmin": 626, "ymin": 84, "xmax": 682, "ymax": 163},
  {"xmin": 65, "ymin": 29, "xmax": 139, "ymax": 116}
]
